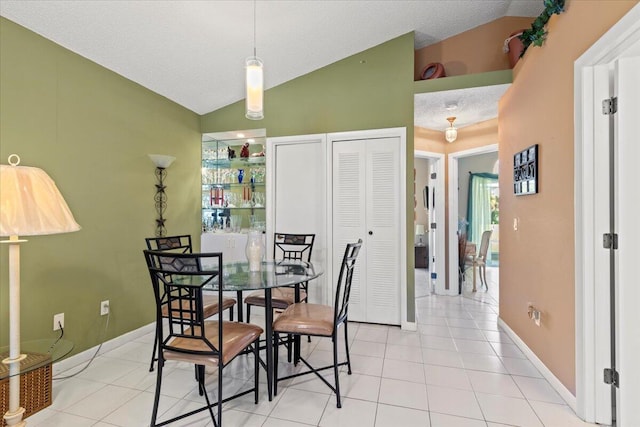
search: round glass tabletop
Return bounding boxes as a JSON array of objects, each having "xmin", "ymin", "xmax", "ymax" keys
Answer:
[{"xmin": 0, "ymin": 338, "xmax": 73, "ymax": 379}]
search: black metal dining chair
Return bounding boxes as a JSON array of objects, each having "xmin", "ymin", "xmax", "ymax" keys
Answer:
[
  {"xmin": 145, "ymin": 235, "xmax": 236, "ymax": 372},
  {"xmin": 143, "ymin": 250, "xmax": 262, "ymax": 427},
  {"xmin": 244, "ymin": 233, "xmax": 315, "ymax": 321},
  {"xmin": 272, "ymin": 239, "xmax": 362, "ymax": 408}
]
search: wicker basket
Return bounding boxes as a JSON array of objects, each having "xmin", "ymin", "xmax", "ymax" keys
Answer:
[{"xmin": 0, "ymin": 352, "xmax": 52, "ymax": 426}]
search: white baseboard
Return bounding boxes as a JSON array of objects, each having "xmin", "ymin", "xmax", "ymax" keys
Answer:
[
  {"xmin": 498, "ymin": 318, "xmax": 577, "ymax": 412},
  {"xmin": 53, "ymin": 322, "xmax": 155, "ymax": 376},
  {"xmin": 402, "ymin": 321, "xmax": 417, "ymax": 331}
]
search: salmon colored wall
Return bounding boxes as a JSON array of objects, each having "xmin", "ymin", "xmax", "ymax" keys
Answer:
[
  {"xmin": 498, "ymin": 0, "xmax": 637, "ymax": 395},
  {"xmin": 415, "ymin": 119, "xmax": 498, "ymax": 289},
  {"xmin": 414, "ymin": 17, "xmax": 534, "ymax": 80}
]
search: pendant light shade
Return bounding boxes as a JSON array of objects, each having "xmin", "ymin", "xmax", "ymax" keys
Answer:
[
  {"xmin": 245, "ymin": 56, "xmax": 264, "ymax": 120},
  {"xmin": 445, "ymin": 116, "xmax": 458, "ymax": 143},
  {"xmin": 245, "ymin": 0, "xmax": 263, "ymax": 120}
]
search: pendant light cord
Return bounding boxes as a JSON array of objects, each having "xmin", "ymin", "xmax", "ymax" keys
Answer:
[{"xmin": 253, "ymin": 0, "xmax": 257, "ymax": 58}]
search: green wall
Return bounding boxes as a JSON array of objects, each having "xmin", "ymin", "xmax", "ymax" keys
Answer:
[
  {"xmin": 0, "ymin": 18, "xmax": 202, "ymax": 354},
  {"xmin": 201, "ymin": 32, "xmax": 417, "ymax": 322}
]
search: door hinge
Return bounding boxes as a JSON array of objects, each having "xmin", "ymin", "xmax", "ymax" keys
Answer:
[
  {"xmin": 603, "ymin": 233, "xmax": 618, "ymax": 249},
  {"xmin": 602, "ymin": 97, "xmax": 618, "ymax": 115},
  {"xmin": 430, "ymin": 223, "xmax": 436, "ymax": 230},
  {"xmin": 604, "ymin": 368, "xmax": 619, "ymax": 387},
  {"xmin": 430, "ymin": 173, "xmax": 437, "ymax": 179}
]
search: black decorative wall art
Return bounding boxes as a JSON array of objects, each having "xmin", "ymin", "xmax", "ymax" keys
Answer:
[{"xmin": 514, "ymin": 144, "xmax": 538, "ymax": 196}]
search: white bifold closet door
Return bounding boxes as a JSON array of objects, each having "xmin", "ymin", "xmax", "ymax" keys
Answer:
[{"xmin": 332, "ymin": 137, "xmax": 400, "ymax": 325}]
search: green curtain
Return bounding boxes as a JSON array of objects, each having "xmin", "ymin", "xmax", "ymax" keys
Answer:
[{"xmin": 466, "ymin": 173, "xmax": 498, "ymax": 247}]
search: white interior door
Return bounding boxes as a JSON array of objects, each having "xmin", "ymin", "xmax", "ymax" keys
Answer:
[
  {"xmin": 365, "ymin": 137, "xmax": 400, "ymax": 324},
  {"xmin": 268, "ymin": 135, "xmax": 327, "ymax": 304},
  {"xmin": 615, "ymin": 54, "xmax": 640, "ymax": 427},
  {"xmin": 332, "ymin": 137, "xmax": 401, "ymax": 325},
  {"xmin": 332, "ymin": 140, "xmax": 367, "ymax": 321}
]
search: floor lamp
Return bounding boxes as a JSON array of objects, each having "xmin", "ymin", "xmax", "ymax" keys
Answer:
[{"xmin": 0, "ymin": 155, "xmax": 80, "ymax": 427}]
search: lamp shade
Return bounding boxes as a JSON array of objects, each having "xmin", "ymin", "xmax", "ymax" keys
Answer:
[
  {"xmin": 445, "ymin": 116, "xmax": 458, "ymax": 143},
  {"xmin": 245, "ymin": 56, "xmax": 264, "ymax": 120},
  {"xmin": 148, "ymin": 154, "xmax": 176, "ymax": 168},
  {"xmin": 0, "ymin": 160, "xmax": 81, "ymax": 237},
  {"xmin": 445, "ymin": 127, "xmax": 457, "ymax": 143}
]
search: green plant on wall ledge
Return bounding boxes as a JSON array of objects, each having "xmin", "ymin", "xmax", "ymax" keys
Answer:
[{"xmin": 519, "ymin": 0, "xmax": 565, "ymax": 55}]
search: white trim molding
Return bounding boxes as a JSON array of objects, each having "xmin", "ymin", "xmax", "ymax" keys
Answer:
[
  {"xmin": 447, "ymin": 144, "xmax": 498, "ymax": 294},
  {"xmin": 498, "ymin": 318, "xmax": 577, "ymax": 411},
  {"xmin": 574, "ymin": 4, "xmax": 640, "ymax": 423},
  {"xmin": 52, "ymin": 322, "xmax": 155, "ymax": 377}
]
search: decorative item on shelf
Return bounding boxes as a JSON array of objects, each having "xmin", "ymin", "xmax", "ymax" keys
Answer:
[
  {"xmin": 228, "ymin": 147, "xmax": 236, "ymax": 159},
  {"xmin": 148, "ymin": 154, "xmax": 176, "ymax": 237},
  {"xmin": 240, "ymin": 142, "xmax": 250, "ymax": 158},
  {"xmin": 513, "ymin": 0, "xmax": 565, "ymax": 60},
  {"xmin": 245, "ymin": 229, "xmax": 265, "ymax": 271},
  {"xmin": 503, "ymin": 29, "xmax": 526, "ymax": 68},
  {"xmin": 0, "ymin": 154, "xmax": 81, "ymax": 427},
  {"xmin": 245, "ymin": 0, "xmax": 264, "ymax": 120},
  {"xmin": 237, "ymin": 169, "xmax": 244, "ymax": 184},
  {"xmin": 420, "ymin": 62, "xmax": 445, "ymax": 80},
  {"xmin": 444, "ymin": 117, "xmax": 458, "ymax": 143}
]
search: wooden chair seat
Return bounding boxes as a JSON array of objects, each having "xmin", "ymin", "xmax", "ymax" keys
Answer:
[
  {"xmin": 273, "ymin": 303, "xmax": 334, "ymax": 337},
  {"xmin": 165, "ymin": 320, "xmax": 263, "ymax": 366},
  {"xmin": 244, "ymin": 288, "xmax": 307, "ymax": 310}
]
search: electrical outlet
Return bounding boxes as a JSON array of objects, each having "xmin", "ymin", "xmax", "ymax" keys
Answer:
[
  {"xmin": 53, "ymin": 313, "xmax": 64, "ymax": 331},
  {"xmin": 100, "ymin": 300, "xmax": 110, "ymax": 316}
]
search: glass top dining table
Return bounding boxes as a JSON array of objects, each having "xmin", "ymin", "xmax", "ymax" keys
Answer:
[{"xmin": 170, "ymin": 259, "xmax": 323, "ymax": 401}]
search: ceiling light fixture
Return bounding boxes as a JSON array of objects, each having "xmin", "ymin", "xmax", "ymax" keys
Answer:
[
  {"xmin": 445, "ymin": 117, "xmax": 458, "ymax": 143},
  {"xmin": 245, "ymin": 0, "xmax": 263, "ymax": 120}
]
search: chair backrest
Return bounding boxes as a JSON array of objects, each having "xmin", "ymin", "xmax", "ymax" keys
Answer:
[
  {"xmin": 457, "ymin": 232, "xmax": 467, "ymax": 270},
  {"xmin": 477, "ymin": 230, "xmax": 492, "ymax": 262},
  {"xmin": 143, "ymin": 250, "xmax": 223, "ymax": 356},
  {"xmin": 145, "ymin": 235, "xmax": 193, "ymax": 253},
  {"xmin": 274, "ymin": 233, "xmax": 315, "ymax": 262},
  {"xmin": 333, "ymin": 239, "xmax": 363, "ymax": 327},
  {"xmin": 145, "ymin": 235, "xmax": 199, "ymax": 274}
]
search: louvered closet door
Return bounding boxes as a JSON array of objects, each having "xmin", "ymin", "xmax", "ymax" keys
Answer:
[
  {"xmin": 365, "ymin": 137, "xmax": 400, "ymax": 324},
  {"xmin": 333, "ymin": 140, "xmax": 367, "ymax": 321},
  {"xmin": 332, "ymin": 137, "xmax": 400, "ymax": 324}
]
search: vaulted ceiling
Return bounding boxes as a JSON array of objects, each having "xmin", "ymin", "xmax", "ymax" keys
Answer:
[{"xmin": 1, "ymin": 0, "xmax": 542, "ymax": 121}]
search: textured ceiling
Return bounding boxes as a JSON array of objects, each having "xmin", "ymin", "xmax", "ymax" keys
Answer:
[
  {"xmin": 414, "ymin": 84, "xmax": 511, "ymax": 131},
  {"xmin": 0, "ymin": 0, "xmax": 541, "ymax": 116}
]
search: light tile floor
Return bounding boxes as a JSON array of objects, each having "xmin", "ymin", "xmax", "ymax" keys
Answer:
[{"xmin": 26, "ymin": 267, "xmax": 597, "ymax": 426}]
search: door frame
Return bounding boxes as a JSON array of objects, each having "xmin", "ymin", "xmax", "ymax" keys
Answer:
[
  {"xmin": 447, "ymin": 144, "xmax": 498, "ymax": 294},
  {"xmin": 326, "ymin": 127, "xmax": 410, "ymax": 329},
  {"xmin": 574, "ymin": 4, "xmax": 640, "ymax": 423},
  {"xmin": 414, "ymin": 150, "xmax": 445, "ymax": 294}
]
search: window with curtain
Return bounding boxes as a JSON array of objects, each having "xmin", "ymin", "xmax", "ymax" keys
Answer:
[{"xmin": 466, "ymin": 173, "xmax": 498, "ymax": 248}]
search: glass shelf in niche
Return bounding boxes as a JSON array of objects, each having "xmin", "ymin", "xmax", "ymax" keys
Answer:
[
  {"xmin": 202, "ymin": 157, "xmax": 266, "ymax": 169},
  {"xmin": 203, "ymin": 206, "xmax": 266, "ymax": 211},
  {"xmin": 202, "ymin": 183, "xmax": 266, "ymax": 189}
]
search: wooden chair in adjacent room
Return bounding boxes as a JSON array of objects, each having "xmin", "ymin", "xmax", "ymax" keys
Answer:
[
  {"xmin": 145, "ymin": 235, "xmax": 236, "ymax": 372},
  {"xmin": 272, "ymin": 239, "xmax": 362, "ymax": 408},
  {"xmin": 143, "ymin": 250, "xmax": 262, "ymax": 427},
  {"xmin": 474, "ymin": 229, "xmax": 493, "ymax": 291}
]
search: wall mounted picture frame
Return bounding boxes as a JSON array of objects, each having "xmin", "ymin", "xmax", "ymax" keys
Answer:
[{"xmin": 514, "ymin": 144, "xmax": 538, "ymax": 195}]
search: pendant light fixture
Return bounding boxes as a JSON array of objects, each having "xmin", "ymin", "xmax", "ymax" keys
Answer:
[
  {"xmin": 445, "ymin": 116, "xmax": 458, "ymax": 143},
  {"xmin": 245, "ymin": 0, "xmax": 264, "ymax": 120}
]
